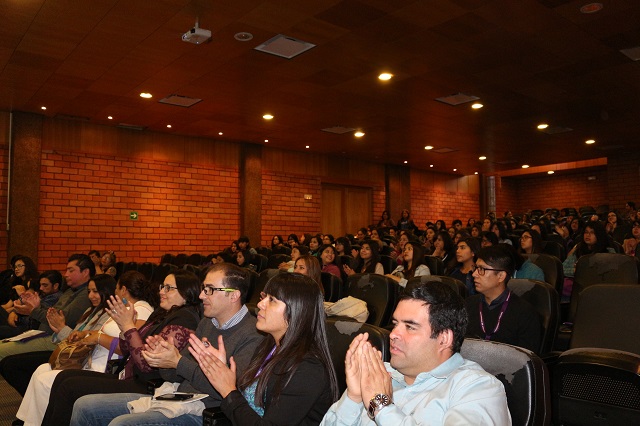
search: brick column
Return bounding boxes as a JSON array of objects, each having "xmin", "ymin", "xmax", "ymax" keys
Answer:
[{"xmin": 8, "ymin": 112, "xmax": 43, "ymax": 261}]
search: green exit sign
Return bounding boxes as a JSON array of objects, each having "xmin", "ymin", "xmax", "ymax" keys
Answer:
[{"xmin": 129, "ymin": 211, "xmax": 138, "ymax": 220}]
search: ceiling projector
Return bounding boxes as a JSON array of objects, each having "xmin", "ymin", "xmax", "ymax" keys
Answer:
[{"xmin": 182, "ymin": 22, "xmax": 211, "ymax": 45}]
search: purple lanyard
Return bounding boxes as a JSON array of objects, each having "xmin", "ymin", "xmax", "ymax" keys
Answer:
[
  {"xmin": 479, "ymin": 291, "xmax": 512, "ymax": 341},
  {"xmin": 256, "ymin": 345, "xmax": 277, "ymax": 377}
]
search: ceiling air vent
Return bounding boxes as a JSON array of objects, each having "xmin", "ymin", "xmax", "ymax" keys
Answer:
[
  {"xmin": 435, "ymin": 93, "xmax": 479, "ymax": 106},
  {"xmin": 431, "ymin": 147, "xmax": 457, "ymax": 154},
  {"xmin": 620, "ymin": 47, "xmax": 640, "ymax": 61},
  {"xmin": 159, "ymin": 94, "xmax": 202, "ymax": 107},
  {"xmin": 255, "ymin": 35, "xmax": 316, "ymax": 59},
  {"xmin": 540, "ymin": 125, "xmax": 573, "ymax": 134},
  {"xmin": 322, "ymin": 126, "xmax": 356, "ymax": 134}
]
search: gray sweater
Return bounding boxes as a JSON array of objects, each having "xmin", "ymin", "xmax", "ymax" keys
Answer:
[
  {"xmin": 31, "ymin": 283, "xmax": 92, "ymax": 333},
  {"xmin": 160, "ymin": 309, "xmax": 263, "ymax": 408}
]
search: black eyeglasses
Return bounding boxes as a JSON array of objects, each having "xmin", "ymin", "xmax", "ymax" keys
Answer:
[
  {"xmin": 159, "ymin": 284, "xmax": 178, "ymax": 292},
  {"xmin": 471, "ymin": 265, "xmax": 505, "ymax": 276},
  {"xmin": 201, "ymin": 285, "xmax": 236, "ymax": 296}
]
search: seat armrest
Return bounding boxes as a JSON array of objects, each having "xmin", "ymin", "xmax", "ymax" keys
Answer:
[{"xmin": 203, "ymin": 407, "xmax": 232, "ymax": 426}]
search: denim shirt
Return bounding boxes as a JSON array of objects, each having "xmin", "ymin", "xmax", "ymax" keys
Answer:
[{"xmin": 320, "ymin": 353, "xmax": 511, "ymax": 425}]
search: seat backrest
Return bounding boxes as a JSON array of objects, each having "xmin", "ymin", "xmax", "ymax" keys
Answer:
[
  {"xmin": 524, "ymin": 253, "xmax": 564, "ymax": 295},
  {"xmin": 423, "ymin": 255, "xmax": 445, "ymax": 275},
  {"xmin": 174, "ymin": 253, "xmax": 188, "ymax": 267},
  {"xmin": 137, "ymin": 262, "xmax": 155, "ymax": 281},
  {"xmin": 569, "ymin": 253, "xmax": 640, "ymax": 321},
  {"xmin": 256, "ymin": 246, "xmax": 272, "ymax": 258},
  {"xmin": 251, "ymin": 254, "xmax": 269, "ymax": 273},
  {"xmin": 321, "ymin": 272, "xmax": 343, "ymax": 303},
  {"xmin": 159, "ymin": 253, "xmax": 174, "ymax": 265},
  {"xmin": 151, "ymin": 263, "xmax": 173, "ymax": 285},
  {"xmin": 346, "ymin": 274, "xmax": 396, "ymax": 327},
  {"xmin": 185, "ymin": 253, "xmax": 203, "ymax": 266},
  {"xmin": 122, "ymin": 261, "xmax": 138, "ymax": 273},
  {"xmin": 461, "ymin": 338, "xmax": 551, "ymax": 426},
  {"xmin": 247, "ymin": 269, "xmax": 282, "ymax": 305},
  {"xmin": 508, "ymin": 279, "xmax": 560, "ymax": 355},
  {"xmin": 552, "ymin": 348, "xmax": 640, "ymax": 426},
  {"xmin": 271, "ymin": 246, "xmax": 292, "ymax": 255},
  {"xmin": 378, "ymin": 255, "xmax": 395, "ymax": 274},
  {"xmin": 182, "ymin": 264, "xmax": 202, "ymax": 279},
  {"xmin": 340, "ymin": 255, "xmax": 354, "ymax": 269},
  {"xmin": 267, "ymin": 254, "xmax": 291, "ymax": 269},
  {"xmin": 325, "ymin": 318, "xmax": 390, "ymax": 395},
  {"xmin": 406, "ymin": 275, "xmax": 467, "ymax": 299},
  {"xmin": 570, "ymin": 284, "xmax": 640, "ymax": 354},
  {"xmin": 541, "ymin": 241, "xmax": 566, "ymax": 261}
]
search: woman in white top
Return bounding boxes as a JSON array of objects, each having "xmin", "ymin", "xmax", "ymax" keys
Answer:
[
  {"xmin": 343, "ymin": 240, "xmax": 384, "ymax": 276},
  {"xmin": 16, "ymin": 271, "xmax": 155, "ymax": 426},
  {"xmin": 387, "ymin": 242, "xmax": 430, "ymax": 287}
]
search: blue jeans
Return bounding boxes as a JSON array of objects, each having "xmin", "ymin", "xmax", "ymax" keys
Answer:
[{"xmin": 70, "ymin": 393, "xmax": 203, "ymax": 426}]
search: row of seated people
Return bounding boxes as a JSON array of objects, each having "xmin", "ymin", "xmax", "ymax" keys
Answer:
[
  {"xmin": 0, "ymin": 253, "xmax": 522, "ymax": 425},
  {"xmin": 11, "ymin": 248, "xmax": 637, "ymax": 424}
]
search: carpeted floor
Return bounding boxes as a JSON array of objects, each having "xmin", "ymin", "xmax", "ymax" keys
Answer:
[{"xmin": 0, "ymin": 378, "xmax": 21, "ymax": 426}]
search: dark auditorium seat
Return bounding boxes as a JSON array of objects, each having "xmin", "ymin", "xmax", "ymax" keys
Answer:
[
  {"xmin": 137, "ymin": 262, "xmax": 155, "ymax": 281},
  {"xmin": 423, "ymin": 255, "xmax": 445, "ymax": 275},
  {"xmin": 185, "ymin": 253, "xmax": 203, "ymax": 266},
  {"xmin": 122, "ymin": 261, "xmax": 138, "ymax": 274},
  {"xmin": 346, "ymin": 274, "xmax": 396, "ymax": 328},
  {"xmin": 246, "ymin": 269, "xmax": 282, "ymax": 314},
  {"xmin": 541, "ymin": 240, "xmax": 566, "ymax": 262},
  {"xmin": 251, "ymin": 254, "xmax": 268, "ymax": 273},
  {"xmin": 271, "ymin": 246, "xmax": 292, "ymax": 255},
  {"xmin": 267, "ymin": 254, "xmax": 290, "ymax": 270},
  {"xmin": 174, "ymin": 253, "xmax": 188, "ymax": 267},
  {"xmin": 523, "ymin": 253, "xmax": 564, "ymax": 296},
  {"xmin": 151, "ymin": 263, "xmax": 176, "ymax": 285},
  {"xmin": 461, "ymin": 339, "xmax": 551, "ymax": 426},
  {"xmin": 406, "ymin": 275, "xmax": 467, "ymax": 299},
  {"xmin": 378, "ymin": 254, "xmax": 395, "ymax": 274},
  {"xmin": 320, "ymin": 272, "xmax": 343, "ymax": 303}
]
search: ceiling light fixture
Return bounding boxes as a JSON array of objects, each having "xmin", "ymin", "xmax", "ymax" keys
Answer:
[
  {"xmin": 378, "ymin": 73, "xmax": 393, "ymax": 81},
  {"xmin": 453, "ymin": 168, "xmax": 457, "ymax": 172},
  {"xmin": 263, "ymin": 114, "xmax": 274, "ymax": 120},
  {"xmin": 537, "ymin": 123, "xmax": 548, "ymax": 130},
  {"xmin": 471, "ymin": 103, "xmax": 483, "ymax": 109},
  {"xmin": 218, "ymin": 132, "xmax": 223, "ymax": 135},
  {"xmin": 548, "ymin": 171, "xmax": 555, "ymax": 174},
  {"xmin": 107, "ymin": 116, "xmax": 113, "ymax": 120},
  {"xmin": 430, "ymin": 165, "xmax": 434, "ymax": 168},
  {"xmin": 354, "ymin": 131, "xmax": 365, "ymax": 137},
  {"xmin": 474, "ymin": 172, "xmax": 478, "ymax": 175},
  {"xmin": 585, "ymin": 139, "xmax": 596, "ymax": 144},
  {"xmin": 140, "ymin": 93, "xmax": 152, "ymax": 99},
  {"xmin": 305, "ymin": 145, "xmax": 310, "ymax": 149},
  {"xmin": 166, "ymin": 124, "xmax": 172, "ymax": 128},
  {"xmin": 234, "ymin": 32, "xmax": 253, "ymax": 41},
  {"xmin": 41, "ymin": 106, "xmax": 47, "ymax": 110},
  {"xmin": 479, "ymin": 156, "xmax": 487, "ymax": 160},
  {"xmin": 425, "ymin": 145, "xmax": 433, "ymax": 150},
  {"xmin": 580, "ymin": 3, "xmax": 603, "ymax": 14},
  {"xmin": 522, "ymin": 164, "xmax": 530, "ymax": 169},
  {"xmin": 264, "ymin": 139, "xmax": 269, "ymax": 143},
  {"xmin": 404, "ymin": 160, "xmax": 408, "ymax": 164}
]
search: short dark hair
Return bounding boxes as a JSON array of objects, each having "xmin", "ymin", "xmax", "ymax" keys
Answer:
[
  {"xmin": 203, "ymin": 263, "xmax": 250, "ymax": 304},
  {"xmin": 452, "ymin": 219, "xmax": 462, "ymax": 226},
  {"xmin": 68, "ymin": 254, "xmax": 96, "ymax": 277},
  {"xmin": 481, "ymin": 231, "xmax": 499, "ymax": 246},
  {"xmin": 118, "ymin": 270, "xmax": 158, "ymax": 308},
  {"xmin": 400, "ymin": 281, "xmax": 468, "ymax": 353},
  {"xmin": 476, "ymin": 246, "xmax": 515, "ymax": 282}
]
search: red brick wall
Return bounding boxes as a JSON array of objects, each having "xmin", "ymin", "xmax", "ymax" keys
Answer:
[
  {"xmin": 0, "ymin": 147, "xmax": 8, "ymax": 264},
  {"xmin": 496, "ymin": 176, "xmax": 520, "ymax": 215},
  {"xmin": 38, "ymin": 150, "xmax": 240, "ymax": 270},
  {"xmin": 500, "ymin": 167, "xmax": 608, "ymax": 214},
  {"xmin": 410, "ymin": 171, "xmax": 481, "ymax": 229},
  {"xmin": 607, "ymin": 152, "xmax": 640, "ymax": 211},
  {"xmin": 260, "ymin": 171, "xmax": 321, "ymax": 246}
]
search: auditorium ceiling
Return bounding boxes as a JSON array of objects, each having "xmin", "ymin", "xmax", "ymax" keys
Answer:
[{"xmin": 2, "ymin": 0, "xmax": 640, "ymax": 175}]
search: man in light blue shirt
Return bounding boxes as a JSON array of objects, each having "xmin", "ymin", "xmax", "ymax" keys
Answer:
[{"xmin": 321, "ymin": 281, "xmax": 511, "ymax": 425}]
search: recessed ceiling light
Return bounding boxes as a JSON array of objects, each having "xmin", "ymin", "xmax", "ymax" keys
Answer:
[
  {"xmin": 264, "ymin": 139, "xmax": 269, "ymax": 143},
  {"xmin": 471, "ymin": 103, "xmax": 483, "ymax": 109},
  {"xmin": 41, "ymin": 106, "xmax": 47, "ymax": 110},
  {"xmin": 107, "ymin": 116, "xmax": 113, "ymax": 120},
  {"xmin": 263, "ymin": 114, "xmax": 274, "ymax": 120},
  {"xmin": 537, "ymin": 123, "xmax": 548, "ymax": 130},
  {"xmin": 548, "ymin": 171, "xmax": 555, "ymax": 174},
  {"xmin": 166, "ymin": 124, "xmax": 172, "ymax": 128},
  {"xmin": 234, "ymin": 32, "xmax": 253, "ymax": 41},
  {"xmin": 354, "ymin": 131, "xmax": 365, "ymax": 138},
  {"xmin": 453, "ymin": 168, "xmax": 457, "ymax": 172},
  {"xmin": 425, "ymin": 145, "xmax": 434, "ymax": 150},
  {"xmin": 404, "ymin": 160, "xmax": 408, "ymax": 164},
  {"xmin": 305, "ymin": 145, "xmax": 310, "ymax": 149},
  {"xmin": 479, "ymin": 156, "xmax": 487, "ymax": 160},
  {"xmin": 522, "ymin": 164, "xmax": 530, "ymax": 169},
  {"xmin": 580, "ymin": 3, "xmax": 603, "ymax": 14},
  {"xmin": 378, "ymin": 73, "xmax": 393, "ymax": 81},
  {"xmin": 140, "ymin": 93, "xmax": 152, "ymax": 99},
  {"xmin": 218, "ymin": 132, "xmax": 223, "ymax": 135},
  {"xmin": 430, "ymin": 164, "xmax": 434, "ymax": 168},
  {"xmin": 474, "ymin": 172, "xmax": 478, "ymax": 175},
  {"xmin": 585, "ymin": 139, "xmax": 596, "ymax": 144}
]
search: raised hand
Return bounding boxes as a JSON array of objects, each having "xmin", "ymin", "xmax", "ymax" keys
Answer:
[
  {"xmin": 345, "ymin": 332, "xmax": 369, "ymax": 403},
  {"xmin": 142, "ymin": 336, "xmax": 182, "ymax": 368},
  {"xmin": 46, "ymin": 308, "xmax": 66, "ymax": 333},
  {"xmin": 359, "ymin": 342, "xmax": 392, "ymax": 406},
  {"xmin": 106, "ymin": 295, "xmax": 136, "ymax": 332}
]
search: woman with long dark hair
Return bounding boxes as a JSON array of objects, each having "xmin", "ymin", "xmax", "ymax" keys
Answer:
[
  {"xmin": 343, "ymin": 240, "xmax": 384, "ymax": 276},
  {"xmin": 318, "ymin": 244, "xmax": 342, "ymax": 278},
  {"xmin": 1, "ymin": 255, "xmax": 39, "ymax": 312},
  {"xmin": 38, "ymin": 270, "xmax": 202, "ymax": 426},
  {"xmin": 387, "ymin": 242, "xmax": 430, "ymax": 287},
  {"xmin": 519, "ymin": 229, "xmax": 543, "ymax": 254},
  {"xmin": 190, "ymin": 272, "xmax": 339, "ymax": 424},
  {"xmin": 563, "ymin": 220, "xmax": 615, "ymax": 278}
]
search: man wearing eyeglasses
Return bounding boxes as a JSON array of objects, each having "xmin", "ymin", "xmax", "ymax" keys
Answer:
[
  {"xmin": 71, "ymin": 263, "xmax": 263, "ymax": 425},
  {"xmin": 465, "ymin": 246, "xmax": 542, "ymax": 353}
]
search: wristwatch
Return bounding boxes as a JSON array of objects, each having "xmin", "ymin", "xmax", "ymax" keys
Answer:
[{"xmin": 367, "ymin": 393, "xmax": 392, "ymax": 420}]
